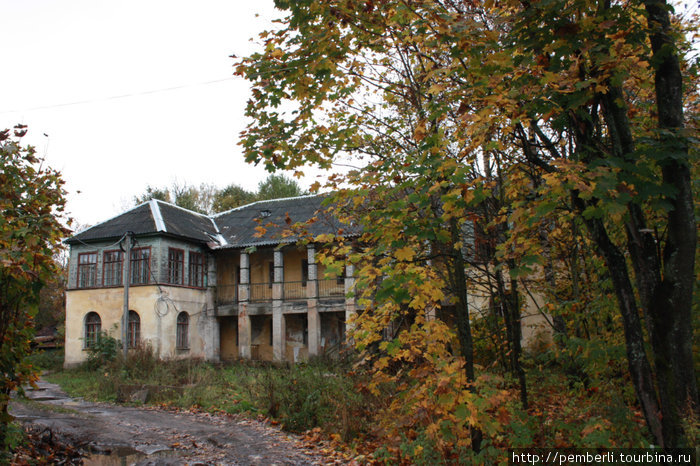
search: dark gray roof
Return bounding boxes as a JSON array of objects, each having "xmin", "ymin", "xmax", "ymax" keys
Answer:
[
  {"xmin": 157, "ymin": 202, "xmax": 218, "ymax": 243},
  {"xmin": 65, "ymin": 200, "xmax": 218, "ymax": 245},
  {"xmin": 66, "ymin": 195, "xmax": 357, "ymax": 248},
  {"xmin": 213, "ymin": 194, "xmax": 358, "ymax": 248},
  {"xmin": 65, "ymin": 203, "xmax": 156, "ymax": 244}
]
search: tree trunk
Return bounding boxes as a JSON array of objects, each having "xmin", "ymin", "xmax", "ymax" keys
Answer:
[
  {"xmin": 578, "ymin": 210, "xmax": 666, "ymax": 446},
  {"xmin": 449, "ymin": 218, "xmax": 482, "ymax": 452},
  {"xmin": 643, "ymin": 0, "xmax": 699, "ymax": 447}
]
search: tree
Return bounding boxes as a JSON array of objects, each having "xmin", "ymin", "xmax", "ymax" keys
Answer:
[
  {"xmin": 132, "ymin": 185, "xmax": 170, "ymax": 205},
  {"xmin": 133, "ymin": 175, "xmax": 307, "ymax": 214},
  {"xmin": 256, "ymin": 174, "xmax": 307, "ymax": 201},
  {"xmin": 35, "ymin": 251, "xmax": 68, "ymax": 333},
  {"xmin": 237, "ymin": 0, "xmax": 698, "ymax": 451},
  {"xmin": 0, "ymin": 125, "xmax": 68, "ymax": 453},
  {"xmin": 211, "ymin": 184, "xmax": 257, "ymax": 212}
]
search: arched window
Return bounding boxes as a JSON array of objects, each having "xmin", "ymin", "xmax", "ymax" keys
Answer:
[
  {"xmin": 176, "ymin": 312, "xmax": 189, "ymax": 350},
  {"xmin": 84, "ymin": 312, "xmax": 101, "ymax": 348},
  {"xmin": 128, "ymin": 310, "xmax": 140, "ymax": 348}
]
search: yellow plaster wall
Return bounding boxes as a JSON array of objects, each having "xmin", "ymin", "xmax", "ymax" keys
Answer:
[
  {"xmin": 219, "ymin": 317, "xmax": 238, "ymax": 360},
  {"xmin": 64, "ymin": 285, "xmax": 209, "ymax": 367},
  {"xmin": 250, "ymin": 315, "xmax": 273, "ymax": 360},
  {"xmin": 249, "ymin": 250, "xmax": 273, "ymax": 284},
  {"xmin": 282, "ymin": 247, "xmax": 306, "ymax": 282},
  {"xmin": 217, "ymin": 250, "xmax": 239, "ymax": 287},
  {"xmin": 285, "ymin": 314, "xmax": 308, "ymax": 362},
  {"xmin": 466, "ymin": 281, "xmax": 551, "ymax": 349}
]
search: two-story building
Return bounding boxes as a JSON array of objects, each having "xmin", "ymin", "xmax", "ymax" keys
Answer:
[
  {"xmin": 64, "ymin": 195, "xmax": 357, "ymax": 367},
  {"xmin": 64, "ymin": 193, "xmax": 550, "ymax": 367}
]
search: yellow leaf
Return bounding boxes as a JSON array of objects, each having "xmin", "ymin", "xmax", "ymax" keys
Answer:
[
  {"xmin": 395, "ymin": 246, "xmax": 415, "ymax": 261},
  {"xmin": 414, "ymin": 119, "xmax": 427, "ymax": 142}
]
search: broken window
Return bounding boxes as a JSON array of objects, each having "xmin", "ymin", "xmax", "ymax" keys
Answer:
[
  {"xmin": 128, "ymin": 310, "xmax": 140, "ymax": 348},
  {"xmin": 130, "ymin": 248, "xmax": 151, "ymax": 284},
  {"xmin": 77, "ymin": 252, "xmax": 97, "ymax": 288},
  {"xmin": 167, "ymin": 248, "xmax": 184, "ymax": 285},
  {"xmin": 188, "ymin": 251, "xmax": 205, "ymax": 288},
  {"xmin": 176, "ymin": 312, "xmax": 189, "ymax": 349},
  {"xmin": 103, "ymin": 250, "xmax": 123, "ymax": 286},
  {"xmin": 84, "ymin": 312, "xmax": 101, "ymax": 348}
]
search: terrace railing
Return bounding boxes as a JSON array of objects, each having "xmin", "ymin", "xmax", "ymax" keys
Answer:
[
  {"xmin": 319, "ymin": 278, "xmax": 345, "ymax": 298},
  {"xmin": 216, "ymin": 284, "xmax": 238, "ymax": 306},
  {"xmin": 215, "ymin": 278, "xmax": 347, "ymax": 304},
  {"xmin": 249, "ymin": 282, "xmax": 273, "ymax": 302},
  {"xmin": 283, "ymin": 281, "xmax": 307, "ymax": 300}
]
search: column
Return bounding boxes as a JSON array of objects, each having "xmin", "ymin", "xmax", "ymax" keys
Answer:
[
  {"xmin": 238, "ymin": 252, "xmax": 251, "ymax": 359},
  {"xmin": 306, "ymin": 244, "xmax": 321, "ymax": 356},
  {"xmin": 204, "ymin": 255, "xmax": 220, "ymax": 362},
  {"xmin": 344, "ymin": 263, "xmax": 356, "ymax": 340},
  {"xmin": 272, "ymin": 249, "xmax": 285, "ymax": 362}
]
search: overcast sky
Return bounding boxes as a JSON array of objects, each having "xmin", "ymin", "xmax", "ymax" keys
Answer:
[
  {"xmin": 0, "ymin": 0, "xmax": 301, "ymax": 228},
  {"xmin": 2, "ymin": 1, "xmax": 697, "ymax": 230}
]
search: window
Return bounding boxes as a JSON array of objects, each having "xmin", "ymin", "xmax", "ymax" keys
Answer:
[
  {"xmin": 103, "ymin": 250, "xmax": 123, "ymax": 286},
  {"xmin": 176, "ymin": 312, "xmax": 189, "ymax": 349},
  {"xmin": 302, "ymin": 259, "xmax": 308, "ymax": 287},
  {"xmin": 268, "ymin": 262, "xmax": 274, "ymax": 288},
  {"xmin": 130, "ymin": 248, "xmax": 150, "ymax": 284},
  {"xmin": 167, "ymin": 248, "xmax": 184, "ymax": 284},
  {"xmin": 77, "ymin": 252, "xmax": 97, "ymax": 288},
  {"xmin": 84, "ymin": 312, "xmax": 101, "ymax": 348},
  {"xmin": 127, "ymin": 310, "xmax": 140, "ymax": 348},
  {"xmin": 188, "ymin": 251, "xmax": 205, "ymax": 288}
]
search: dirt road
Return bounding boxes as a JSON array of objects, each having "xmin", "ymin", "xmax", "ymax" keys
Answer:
[{"xmin": 10, "ymin": 379, "xmax": 331, "ymax": 465}]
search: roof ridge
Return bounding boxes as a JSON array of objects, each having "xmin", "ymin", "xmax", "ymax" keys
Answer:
[
  {"xmin": 149, "ymin": 199, "xmax": 167, "ymax": 232},
  {"xmin": 211, "ymin": 193, "xmax": 322, "ymax": 218}
]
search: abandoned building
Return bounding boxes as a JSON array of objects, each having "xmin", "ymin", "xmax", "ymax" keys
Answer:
[
  {"xmin": 64, "ymin": 194, "xmax": 548, "ymax": 367},
  {"xmin": 63, "ymin": 195, "xmax": 359, "ymax": 367}
]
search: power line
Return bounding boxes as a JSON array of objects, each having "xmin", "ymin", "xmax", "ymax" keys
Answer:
[{"xmin": 0, "ymin": 77, "xmax": 236, "ymax": 115}]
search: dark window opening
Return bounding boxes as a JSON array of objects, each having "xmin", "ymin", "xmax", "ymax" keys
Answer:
[
  {"xmin": 127, "ymin": 310, "xmax": 140, "ymax": 348},
  {"xmin": 84, "ymin": 312, "xmax": 101, "ymax": 348},
  {"xmin": 177, "ymin": 312, "xmax": 189, "ymax": 349}
]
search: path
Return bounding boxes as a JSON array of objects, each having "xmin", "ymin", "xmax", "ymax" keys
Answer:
[{"xmin": 10, "ymin": 379, "xmax": 330, "ymax": 465}]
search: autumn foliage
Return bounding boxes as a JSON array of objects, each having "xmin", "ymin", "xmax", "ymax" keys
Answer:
[
  {"xmin": 0, "ymin": 126, "xmax": 68, "ymax": 453},
  {"xmin": 235, "ymin": 0, "xmax": 697, "ymax": 460}
]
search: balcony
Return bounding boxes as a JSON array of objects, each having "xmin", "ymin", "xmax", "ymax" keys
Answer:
[
  {"xmin": 283, "ymin": 281, "xmax": 307, "ymax": 300},
  {"xmin": 249, "ymin": 283, "xmax": 273, "ymax": 302},
  {"xmin": 216, "ymin": 284, "xmax": 238, "ymax": 306},
  {"xmin": 318, "ymin": 278, "xmax": 344, "ymax": 298},
  {"xmin": 216, "ymin": 278, "xmax": 347, "ymax": 305}
]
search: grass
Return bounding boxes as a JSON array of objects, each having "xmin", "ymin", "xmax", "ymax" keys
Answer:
[
  {"xmin": 25, "ymin": 348, "xmax": 65, "ymax": 373},
  {"xmin": 45, "ymin": 346, "xmax": 370, "ymax": 438},
  {"xmin": 40, "ymin": 343, "xmax": 656, "ymax": 464}
]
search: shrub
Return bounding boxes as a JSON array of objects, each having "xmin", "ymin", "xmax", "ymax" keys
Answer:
[{"xmin": 85, "ymin": 332, "xmax": 119, "ymax": 370}]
